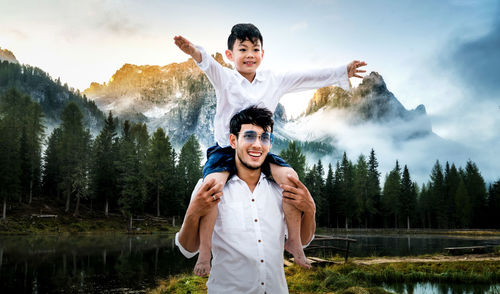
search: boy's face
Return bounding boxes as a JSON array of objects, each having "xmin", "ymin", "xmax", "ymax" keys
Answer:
[
  {"xmin": 225, "ymin": 38, "xmax": 264, "ymax": 79},
  {"xmin": 230, "ymin": 123, "xmax": 271, "ymax": 171}
]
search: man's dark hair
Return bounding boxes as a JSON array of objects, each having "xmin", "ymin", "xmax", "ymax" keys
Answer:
[
  {"xmin": 227, "ymin": 23, "xmax": 263, "ymax": 50},
  {"xmin": 230, "ymin": 106, "xmax": 274, "ymax": 135}
]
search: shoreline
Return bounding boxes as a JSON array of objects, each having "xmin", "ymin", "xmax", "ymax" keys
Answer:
[{"xmin": 150, "ymin": 254, "xmax": 500, "ymax": 294}]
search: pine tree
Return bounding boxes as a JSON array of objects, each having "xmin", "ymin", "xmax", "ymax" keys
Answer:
[
  {"xmin": 42, "ymin": 128, "xmax": 63, "ymax": 200},
  {"xmin": 0, "ymin": 89, "xmax": 31, "ymax": 218},
  {"xmin": 145, "ymin": 128, "xmax": 175, "ymax": 217},
  {"xmin": 367, "ymin": 149, "xmax": 381, "ymax": 227},
  {"xmin": 487, "ymin": 180, "xmax": 500, "ymax": 229},
  {"xmin": 382, "ymin": 161, "xmax": 401, "ymax": 228},
  {"xmin": 340, "ymin": 152, "xmax": 355, "ymax": 229},
  {"xmin": 444, "ymin": 163, "xmax": 460, "ymax": 228},
  {"xmin": 59, "ymin": 102, "xmax": 90, "ymax": 213},
  {"xmin": 117, "ymin": 121, "xmax": 147, "ymax": 228},
  {"xmin": 177, "ymin": 135, "xmax": 203, "ymax": 213},
  {"xmin": 90, "ymin": 111, "xmax": 118, "ymax": 216},
  {"xmin": 279, "ymin": 141, "xmax": 306, "ymax": 180},
  {"xmin": 399, "ymin": 165, "xmax": 416, "ymax": 230},
  {"xmin": 463, "ymin": 160, "xmax": 487, "ymax": 228},
  {"xmin": 324, "ymin": 164, "xmax": 335, "ymax": 227},
  {"xmin": 454, "ymin": 178, "xmax": 471, "ymax": 228},
  {"xmin": 353, "ymin": 154, "xmax": 370, "ymax": 228},
  {"xmin": 429, "ymin": 160, "xmax": 445, "ymax": 228}
]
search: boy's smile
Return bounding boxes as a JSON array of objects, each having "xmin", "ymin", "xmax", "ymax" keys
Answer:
[{"xmin": 225, "ymin": 39, "xmax": 264, "ymax": 83}]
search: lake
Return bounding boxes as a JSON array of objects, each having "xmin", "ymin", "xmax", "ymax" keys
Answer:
[{"xmin": 0, "ymin": 233, "xmax": 498, "ymax": 293}]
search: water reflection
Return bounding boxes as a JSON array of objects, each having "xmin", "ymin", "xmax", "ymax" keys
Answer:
[
  {"xmin": 0, "ymin": 234, "xmax": 194, "ymax": 293},
  {"xmin": 384, "ymin": 282, "xmax": 500, "ymax": 294},
  {"xmin": 307, "ymin": 234, "xmax": 500, "ymax": 257},
  {"xmin": 1, "ymin": 234, "xmax": 498, "ymax": 293}
]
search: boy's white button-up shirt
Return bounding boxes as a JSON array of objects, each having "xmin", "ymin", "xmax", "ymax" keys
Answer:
[
  {"xmin": 176, "ymin": 173, "xmax": 307, "ymax": 294},
  {"xmin": 195, "ymin": 45, "xmax": 350, "ymax": 148}
]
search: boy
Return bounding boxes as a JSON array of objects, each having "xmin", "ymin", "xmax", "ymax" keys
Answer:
[{"xmin": 174, "ymin": 23, "xmax": 366, "ymax": 277}]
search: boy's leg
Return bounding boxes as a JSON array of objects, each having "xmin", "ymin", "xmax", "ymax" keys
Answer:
[
  {"xmin": 194, "ymin": 171, "xmax": 229, "ymax": 277},
  {"xmin": 270, "ymin": 164, "xmax": 311, "ymax": 269}
]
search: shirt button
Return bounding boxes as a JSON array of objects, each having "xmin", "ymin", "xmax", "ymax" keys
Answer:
[
  {"xmin": 258, "ymin": 239, "xmax": 261, "ymax": 243},
  {"xmin": 260, "ymin": 259, "xmax": 264, "ymax": 263},
  {"xmin": 261, "ymin": 282, "xmax": 265, "ymax": 286},
  {"xmin": 251, "ymin": 199, "xmax": 255, "ymax": 202},
  {"xmin": 254, "ymin": 219, "xmax": 258, "ymax": 222}
]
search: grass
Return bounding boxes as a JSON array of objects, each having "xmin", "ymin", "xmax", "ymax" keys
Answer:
[
  {"xmin": 149, "ymin": 259, "xmax": 500, "ymax": 294},
  {"xmin": 0, "ymin": 198, "xmax": 179, "ymax": 234}
]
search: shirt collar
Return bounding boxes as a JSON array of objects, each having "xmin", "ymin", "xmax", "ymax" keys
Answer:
[
  {"xmin": 232, "ymin": 70, "xmax": 266, "ymax": 84},
  {"xmin": 228, "ymin": 172, "xmax": 267, "ymax": 184}
]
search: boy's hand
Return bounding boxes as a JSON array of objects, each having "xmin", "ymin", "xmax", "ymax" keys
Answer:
[
  {"xmin": 174, "ymin": 35, "xmax": 202, "ymax": 63},
  {"xmin": 347, "ymin": 60, "xmax": 367, "ymax": 79}
]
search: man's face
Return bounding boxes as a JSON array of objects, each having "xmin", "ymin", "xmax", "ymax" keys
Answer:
[
  {"xmin": 225, "ymin": 38, "xmax": 264, "ymax": 78},
  {"xmin": 230, "ymin": 123, "xmax": 271, "ymax": 171}
]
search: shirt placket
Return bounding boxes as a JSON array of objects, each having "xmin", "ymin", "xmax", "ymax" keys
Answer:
[{"xmin": 247, "ymin": 179, "xmax": 267, "ymax": 292}]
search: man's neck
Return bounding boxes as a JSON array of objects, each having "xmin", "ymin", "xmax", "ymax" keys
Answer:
[{"xmin": 235, "ymin": 165, "xmax": 261, "ymax": 193}]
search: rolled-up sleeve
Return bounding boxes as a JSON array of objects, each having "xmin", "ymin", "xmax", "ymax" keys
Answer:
[{"xmin": 175, "ymin": 232, "xmax": 199, "ymax": 258}]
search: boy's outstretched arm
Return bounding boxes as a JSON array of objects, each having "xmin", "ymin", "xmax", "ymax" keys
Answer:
[
  {"xmin": 347, "ymin": 60, "xmax": 367, "ymax": 79},
  {"xmin": 174, "ymin": 35, "xmax": 202, "ymax": 63}
]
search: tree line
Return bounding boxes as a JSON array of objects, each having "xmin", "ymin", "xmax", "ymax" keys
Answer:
[
  {"xmin": 1, "ymin": 88, "xmax": 499, "ymax": 229},
  {"xmin": 280, "ymin": 142, "xmax": 500, "ymax": 229}
]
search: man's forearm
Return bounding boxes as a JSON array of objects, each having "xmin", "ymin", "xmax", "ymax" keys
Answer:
[
  {"xmin": 177, "ymin": 212, "xmax": 201, "ymax": 252},
  {"xmin": 300, "ymin": 211, "xmax": 316, "ymax": 245}
]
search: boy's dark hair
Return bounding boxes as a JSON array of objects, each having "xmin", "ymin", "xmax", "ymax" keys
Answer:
[
  {"xmin": 227, "ymin": 23, "xmax": 263, "ymax": 50},
  {"xmin": 230, "ymin": 106, "xmax": 274, "ymax": 135}
]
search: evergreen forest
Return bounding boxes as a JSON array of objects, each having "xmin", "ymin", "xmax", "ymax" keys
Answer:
[{"xmin": 1, "ymin": 87, "xmax": 499, "ymax": 230}]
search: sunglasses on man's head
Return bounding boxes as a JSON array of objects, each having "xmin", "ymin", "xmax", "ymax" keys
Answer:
[{"xmin": 239, "ymin": 130, "xmax": 274, "ymax": 145}]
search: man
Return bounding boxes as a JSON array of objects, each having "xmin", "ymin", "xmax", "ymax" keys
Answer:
[{"xmin": 175, "ymin": 106, "xmax": 316, "ymax": 293}]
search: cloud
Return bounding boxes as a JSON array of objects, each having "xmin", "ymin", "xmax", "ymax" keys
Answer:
[
  {"xmin": 282, "ymin": 108, "xmax": 499, "ymax": 184},
  {"xmin": 290, "ymin": 21, "xmax": 308, "ymax": 33},
  {"xmin": 446, "ymin": 5, "xmax": 500, "ymax": 101}
]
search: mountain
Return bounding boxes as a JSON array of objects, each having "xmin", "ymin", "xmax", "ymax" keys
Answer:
[
  {"xmin": 0, "ymin": 47, "xmax": 19, "ymax": 64},
  {"xmin": 83, "ymin": 54, "xmax": 234, "ymax": 147},
  {"xmin": 303, "ymin": 72, "xmax": 432, "ymax": 141},
  {"xmin": 83, "ymin": 56, "xmax": 437, "ymax": 156},
  {"xmin": 0, "ymin": 48, "xmax": 105, "ymax": 131}
]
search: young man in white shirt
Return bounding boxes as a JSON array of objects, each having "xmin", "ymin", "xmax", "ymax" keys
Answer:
[
  {"xmin": 174, "ymin": 23, "xmax": 366, "ymax": 275},
  {"xmin": 176, "ymin": 106, "xmax": 316, "ymax": 293}
]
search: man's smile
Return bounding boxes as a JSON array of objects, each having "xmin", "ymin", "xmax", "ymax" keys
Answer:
[{"xmin": 248, "ymin": 150, "xmax": 262, "ymax": 158}]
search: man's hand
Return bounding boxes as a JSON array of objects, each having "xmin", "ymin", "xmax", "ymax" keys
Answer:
[
  {"xmin": 347, "ymin": 60, "xmax": 367, "ymax": 79},
  {"xmin": 281, "ymin": 175, "xmax": 316, "ymax": 215},
  {"xmin": 174, "ymin": 35, "xmax": 202, "ymax": 63},
  {"xmin": 186, "ymin": 178, "xmax": 223, "ymax": 218}
]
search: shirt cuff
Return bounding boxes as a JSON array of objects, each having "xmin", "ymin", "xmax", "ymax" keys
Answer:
[
  {"xmin": 335, "ymin": 64, "xmax": 350, "ymax": 91},
  {"xmin": 175, "ymin": 232, "xmax": 199, "ymax": 258},
  {"xmin": 194, "ymin": 45, "xmax": 210, "ymax": 71}
]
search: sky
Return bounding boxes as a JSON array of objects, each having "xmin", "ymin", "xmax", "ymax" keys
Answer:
[{"xmin": 1, "ymin": 0, "xmax": 499, "ymax": 182}]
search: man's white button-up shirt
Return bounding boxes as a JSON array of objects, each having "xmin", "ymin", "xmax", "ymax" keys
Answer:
[
  {"xmin": 176, "ymin": 173, "xmax": 302, "ymax": 294},
  {"xmin": 195, "ymin": 45, "xmax": 350, "ymax": 148}
]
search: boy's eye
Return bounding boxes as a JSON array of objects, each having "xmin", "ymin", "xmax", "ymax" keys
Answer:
[{"xmin": 239, "ymin": 49, "xmax": 246, "ymax": 52}]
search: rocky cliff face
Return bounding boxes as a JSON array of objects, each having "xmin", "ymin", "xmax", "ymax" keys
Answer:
[
  {"xmin": 0, "ymin": 47, "xmax": 19, "ymax": 64},
  {"xmin": 84, "ymin": 57, "xmax": 433, "ymax": 153},
  {"xmin": 304, "ymin": 72, "xmax": 432, "ymax": 140}
]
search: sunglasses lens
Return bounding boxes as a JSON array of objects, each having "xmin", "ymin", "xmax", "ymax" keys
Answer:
[
  {"xmin": 243, "ymin": 131, "xmax": 257, "ymax": 143},
  {"xmin": 261, "ymin": 133, "xmax": 271, "ymax": 144},
  {"xmin": 241, "ymin": 131, "xmax": 272, "ymax": 145}
]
